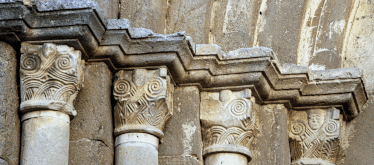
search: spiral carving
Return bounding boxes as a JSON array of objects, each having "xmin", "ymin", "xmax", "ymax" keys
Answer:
[
  {"xmin": 228, "ymin": 99, "xmax": 248, "ymax": 117},
  {"xmin": 21, "ymin": 55, "xmax": 40, "ymax": 70},
  {"xmin": 291, "ymin": 121, "xmax": 306, "ymax": 135},
  {"xmin": 148, "ymin": 77, "xmax": 164, "ymax": 94},
  {"xmin": 114, "ymin": 80, "xmax": 131, "ymax": 94},
  {"xmin": 325, "ymin": 121, "xmax": 338, "ymax": 134},
  {"xmin": 56, "ymin": 55, "xmax": 73, "ymax": 70}
]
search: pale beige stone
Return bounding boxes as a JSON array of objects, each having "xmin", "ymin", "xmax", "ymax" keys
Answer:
[
  {"xmin": 19, "ymin": 43, "xmax": 85, "ymax": 165},
  {"xmin": 289, "ymin": 108, "xmax": 345, "ymax": 165},
  {"xmin": 201, "ymin": 89, "xmax": 257, "ymax": 163},
  {"xmin": 113, "ymin": 68, "xmax": 174, "ymax": 164}
]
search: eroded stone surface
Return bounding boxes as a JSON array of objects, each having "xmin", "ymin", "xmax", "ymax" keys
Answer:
[
  {"xmin": 70, "ymin": 62, "xmax": 114, "ymax": 165},
  {"xmin": 340, "ymin": 95, "xmax": 374, "ymax": 165},
  {"xmin": 165, "ymin": 0, "xmax": 211, "ymax": 44},
  {"xmin": 249, "ymin": 104, "xmax": 290, "ymax": 165},
  {"xmin": 120, "ymin": 0, "xmax": 167, "ymax": 33},
  {"xmin": 0, "ymin": 42, "xmax": 20, "ymax": 165},
  {"xmin": 159, "ymin": 86, "xmax": 202, "ymax": 165},
  {"xmin": 208, "ymin": 0, "xmax": 261, "ymax": 52},
  {"xmin": 255, "ymin": 0, "xmax": 306, "ymax": 64},
  {"xmin": 93, "ymin": 0, "xmax": 119, "ymax": 19}
]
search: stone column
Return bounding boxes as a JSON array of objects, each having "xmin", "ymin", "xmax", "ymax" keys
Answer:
[
  {"xmin": 19, "ymin": 43, "xmax": 85, "ymax": 165},
  {"xmin": 289, "ymin": 108, "xmax": 344, "ymax": 165},
  {"xmin": 113, "ymin": 68, "xmax": 174, "ymax": 165},
  {"xmin": 200, "ymin": 89, "xmax": 257, "ymax": 165},
  {"xmin": 0, "ymin": 41, "xmax": 20, "ymax": 165}
]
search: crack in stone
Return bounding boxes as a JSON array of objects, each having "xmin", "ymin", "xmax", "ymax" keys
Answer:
[{"xmin": 71, "ymin": 138, "xmax": 109, "ymax": 148}]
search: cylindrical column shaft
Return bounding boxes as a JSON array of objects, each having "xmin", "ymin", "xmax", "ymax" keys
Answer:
[
  {"xmin": 20, "ymin": 111, "xmax": 70, "ymax": 165},
  {"xmin": 115, "ymin": 133, "xmax": 159, "ymax": 165},
  {"xmin": 205, "ymin": 153, "xmax": 248, "ymax": 165}
]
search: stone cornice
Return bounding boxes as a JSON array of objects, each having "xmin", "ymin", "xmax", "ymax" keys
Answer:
[{"xmin": 0, "ymin": 0, "xmax": 367, "ymax": 120}]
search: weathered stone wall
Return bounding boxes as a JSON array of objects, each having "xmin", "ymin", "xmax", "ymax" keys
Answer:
[
  {"xmin": 0, "ymin": 42, "xmax": 20, "ymax": 165},
  {"xmin": 0, "ymin": 0, "xmax": 372, "ymax": 164},
  {"xmin": 249, "ymin": 104, "xmax": 290, "ymax": 165},
  {"xmin": 159, "ymin": 86, "xmax": 202, "ymax": 165},
  {"xmin": 70, "ymin": 62, "xmax": 114, "ymax": 165},
  {"xmin": 115, "ymin": 0, "xmax": 361, "ymax": 70}
]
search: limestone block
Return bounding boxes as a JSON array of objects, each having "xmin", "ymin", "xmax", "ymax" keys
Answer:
[
  {"xmin": 69, "ymin": 139, "xmax": 113, "ymax": 165},
  {"xmin": 0, "ymin": 42, "xmax": 20, "ymax": 165},
  {"xmin": 254, "ymin": 0, "xmax": 306, "ymax": 64},
  {"xmin": 120, "ymin": 0, "xmax": 167, "ymax": 33},
  {"xmin": 288, "ymin": 108, "xmax": 345, "ymax": 165},
  {"xmin": 113, "ymin": 68, "xmax": 174, "ymax": 138},
  {"xmin": 208, "ymin": 0, "xmax": 261, "ymax": 52},
  {"xmin": 158, "ymin": 86, "xmax": 202, "ymax": 165},
  {"xmin": 344, "ymin": 0, "xmax": 374, "ymax": 94},
  {"xmin": 93, "ymin": 0, "xmax": 119, "ymax": 19},
  {"xmin": 248, "ymin": 104, "xmax": 290, "ymax": 165},
  {"xmin": 340, "ymin": 95, "xmax": 374, "ymax": 164},
  {"xmin": 297, "ymin": 0, "xmax": 353, "ymax": 69},
  {"xmin": 165, "ymin": 0, "xmax": 212, "ymax": 44},
  {"xmin": 200, "ymin": 89, "xmax": 258, "ymax": 163},
  {"xmin": 69, "ymin": 62, "xmax": 114, "ymax": 165}
]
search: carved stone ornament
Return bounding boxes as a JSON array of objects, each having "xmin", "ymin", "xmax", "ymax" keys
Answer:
[
  {"xmin": 113, "ymin": 68, "xmax": 174, "ymax": 139},
  {"xmin": 20, "ymin": 43, "xmax": 85, "ymax": 116},
  {"xmin": 289, "ymin": 108, "xmax": 346, "ymax": 165},
  {"xmin": 200, "ymin": 89, "xmax": 258, "ymax": 161}
]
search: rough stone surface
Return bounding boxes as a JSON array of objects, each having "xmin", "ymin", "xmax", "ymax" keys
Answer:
[
  {"xmin": 120, "ymin": 0, "xmax": 167, "ymax": 33},
  {"xmin": 165, "ymin": 0, "xmax": 211, "ymax": 44},
  {"xmin": 69, "ymin": 62, "xmax": 114, "ymax": 165},
  {"xmin": 158, "ymin": 86, "xmax": 202, "ymax": 165},
  {"xmin": 21, "ymin": 115, "xmax": 70, "ymax": 165},
  {"xmin": 0, "ymin": 158, "xmax": 9, "ymax": 165},
  {"xmin": 255, "ymin": 0, "xmax": 305, "ymax": 64},
  {"xmin": 249, "ymin": 104, "xmax": 290, "ymax": 165},
  {"xmin": 208, "ymin": 0, "xmax": 261, "ymax": 52},
  {"xmin": 340, "ymin": 95, "xmax": 374, "ymax": 165},
  {"xmin": 344, "ymin": 0, "xmax": 374, "ymax": 94},
  {"xmin": 93, "ymin": 0, "xmax": 119, "ymax": 19},
  {"xmin": 0, "ymin": 42, "xmax": 19, "ymax": 165}
]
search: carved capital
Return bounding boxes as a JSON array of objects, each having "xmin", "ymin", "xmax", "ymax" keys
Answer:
[
  {"xmin": 200, "ymin": 89, "xmax": 257, "ymax": 160},
  {"xmin": 289, "ymin": 108, "xmax": 345, "ymax": 165},
  {"xmin": 20, "ymin": 43, "xmax": 85, "ymax": 116},
  {"xmin": 113, "ymin": 68, "xmax": 174, "ymax": 139}
]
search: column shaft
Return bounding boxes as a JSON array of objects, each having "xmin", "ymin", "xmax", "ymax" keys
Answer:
[
  {"xmin": 20, "ymin": 111, "xmax": 70, "ymax": 165},
  {"xmin": 205, "ymin": 153, "xmax": 247, "ymax": 165},
  {"xmin": 115, "ymin": 133, "xmax": 159, "ymax": 165}
]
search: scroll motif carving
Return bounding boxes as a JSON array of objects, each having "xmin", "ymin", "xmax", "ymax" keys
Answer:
[
  {"xmin": 289, "ymin": 108, "xmax": 344, "ymax": 165},
  {"xmin": 113, "ymin": 68, "xmax": 173, "ymax": 138},
  {"xmin": 200, "ymin": 89, "xmax": 258, "ymax": 159},
  {"xmin": 20, "ymin": 43, "xmax": 84, "ymax": 116}
]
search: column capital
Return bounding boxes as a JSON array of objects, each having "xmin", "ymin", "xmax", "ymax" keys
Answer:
[
  {"xmin": 113, "ymin": 68, "xmax": 174, "ymax": 139},
  {"xmin": 20, "ymin": 43, "xmax": 85, "ymax": 116},
  {"xmin": 289, "ymin": 108, "xmax": 343, "ymax": 165},
  {"xmin": 200, "ymin": 89, "xmax": 258, "ymax": 161}
]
